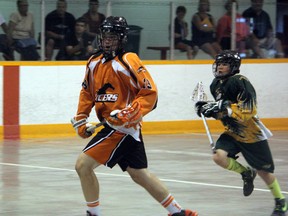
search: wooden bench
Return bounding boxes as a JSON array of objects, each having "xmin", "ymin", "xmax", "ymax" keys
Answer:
[
  {"xmin": 147, "ymin": 46, "xmax": 214, "ymax": 60},
  {"xmin": 147, "ymin": 46, "xmax": 170, "ymax": 60}
]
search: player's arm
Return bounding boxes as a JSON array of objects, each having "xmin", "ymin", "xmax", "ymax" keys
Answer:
[
  {"xmin": 122, "ymin": 53, "xmax": 158, "ymax": 116},
  {"xmin": 71, "ymin": 62, "xmax": 95, "ymax": 138},
  {"xmin": 196, "ymin": 78, "xmax": 257, "ymax": 121},
  {"xmin": 106, "ymin": 53, "xmax": 157, "ymax": 130}
]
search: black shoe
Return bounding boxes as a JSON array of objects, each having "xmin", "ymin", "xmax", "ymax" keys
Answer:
[
  {"xmin": 168, "ymin": 209, "xmax": 198, "ymax": 216},
  {"xmin": 241, "ymin": 167, "xmax": 257, "ymax": 196},
  {"xmin": 86, "ymin": 211, "xmax": 97, "ymax": 216},
  {"xmin": 271, "ymin": 198, "xmax": 288, "ymax": 216}
]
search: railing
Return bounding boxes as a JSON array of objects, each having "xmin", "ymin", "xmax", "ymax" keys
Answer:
[{"xmin": 0, "ymin": 0, "xmax": 287, "ymax": 60}]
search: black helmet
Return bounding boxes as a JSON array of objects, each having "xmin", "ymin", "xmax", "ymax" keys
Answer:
[
  {"xmin": 99, "ymin": 16, "xmax": 129, "ymax": 58},
  {"xmin": 213, "ymin": 50, "xmax": 241, "ymax": 78}
]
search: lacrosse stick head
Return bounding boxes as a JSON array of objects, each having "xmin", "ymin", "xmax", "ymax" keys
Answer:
[{"xmin": 191, "ymin": 81, "xmax": 208, "ymax": 102}]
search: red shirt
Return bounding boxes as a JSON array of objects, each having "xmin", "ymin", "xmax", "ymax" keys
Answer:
[{"xmin": 217, "ymin": 13, "xmax": 249, "ymax": 42}]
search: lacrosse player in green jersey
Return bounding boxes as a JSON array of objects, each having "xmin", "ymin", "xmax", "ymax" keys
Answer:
[{"xmin": 195, "ymin": 50, "xmax": 287, "ymax": 216}]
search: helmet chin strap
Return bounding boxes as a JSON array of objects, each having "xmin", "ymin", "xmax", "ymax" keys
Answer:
[
  {"xmin": 102, "ymin": 40, "xmax": 122, "ymax": 60},
  {"xmin": 103, "ymin": 48, "xmax": 124, "ymax": 60}
]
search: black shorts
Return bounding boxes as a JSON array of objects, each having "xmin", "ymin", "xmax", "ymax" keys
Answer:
[
  {"xmin": 215, "ymin": 133, "xmax": 275, "ymax": 173},
  {"xmin": 83, "ymin": 125, "xmax": 148, "ymax": 171}
]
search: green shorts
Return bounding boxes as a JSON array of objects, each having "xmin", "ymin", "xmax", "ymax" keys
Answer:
[{"xmin": 215, "ymin": 133, "xmax": 275, "ymax": 173}]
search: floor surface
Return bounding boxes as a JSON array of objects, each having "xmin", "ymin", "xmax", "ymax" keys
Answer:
[{"xmin": 0, "ymin": 131, "xmax": 287, "ymax": 216}]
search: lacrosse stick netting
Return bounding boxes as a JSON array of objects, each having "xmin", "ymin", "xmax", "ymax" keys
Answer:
[{"xmin": 191, "ymin": 82, "xmax": 216, "ymax": 153}]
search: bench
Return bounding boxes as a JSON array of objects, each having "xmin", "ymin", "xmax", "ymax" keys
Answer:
[
  {"xmin": 147, "ymin": 46, "xmax": 212, "ymax": 60},
  {"xmin": 147, "ymin": 46, "xmax": 170, "ymax": 60}
]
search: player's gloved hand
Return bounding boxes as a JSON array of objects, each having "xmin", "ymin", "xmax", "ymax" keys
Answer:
[
  {"xmin": 195, "ymin": 101, "xmax": 208, "ymax": 117},
  {"xmin": 71, "ymin": 114, "xmax": 94, "ymax": 138},
  {"xmin": 200, "ymin": 100, "xmax": 229, "ymax": 118},
  {"xmin": 107, "ymin": 101, "xmax": 142, "ymax": 129}
]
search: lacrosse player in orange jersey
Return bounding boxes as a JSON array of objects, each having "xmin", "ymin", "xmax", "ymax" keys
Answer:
[
  {"xmin": 71, "ymin": 16, "xmax": 198, "ymax": 216},
  {"xmin": 195, "ymin": 50, "xmax": 287, "ymax": 216}
]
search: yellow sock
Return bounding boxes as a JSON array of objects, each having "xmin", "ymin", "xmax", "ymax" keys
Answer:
[
  {"xmin": 226, "ymin": 158, "xmax": 247, "ymax": 174},
  {"xmin": 268, "ymin": 179, "xmax": 285, "ymax": 199}
]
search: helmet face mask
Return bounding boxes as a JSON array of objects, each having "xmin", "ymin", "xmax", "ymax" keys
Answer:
[
  {"xmin": 213, "ymin": 61, "xmax": 231, "ymax": 78},
  {"xmin": 213, "ymin": 50, "xmax": 241, "ymax": 79},
  {"xmin": 101, "ymin": 32, "xmax": 120, "ymax": 55},
  {"xmin": 99, "ymin": 16, "xmax": 129, "ymax": 58}
]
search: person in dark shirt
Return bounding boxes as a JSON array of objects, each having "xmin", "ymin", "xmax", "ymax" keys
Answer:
[
  {"xmin": 173, "ymin": 6, "xmax": 198, "ymax": 59},
  {"xmin": 242, "ymin": 0, "xmax": 284, "ymax": 58},
  {"xmin": 45, "ymin": 0, "xmax": 76, "ymax": 60},
  {"xmin": 64, "ymin": 17, "xmax": 95, "ymax": 60},
  {"xmin": 80, "ymin": 0, "xmax": 105, "ymax": 38}
]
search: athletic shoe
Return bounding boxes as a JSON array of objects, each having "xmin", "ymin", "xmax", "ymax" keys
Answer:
[
  {"xmin": 86, "ymin": 211, "xmax": 97, "ymax": 216},
  {"xmin": 271, "ymin": 198, "xmax": 288, "ymax": 216},
  {"xmin": 241, "ymin": 167, "xmax": 257, "ymax": 196},
  {"xmin": 168, "ymin": 209, "xmax": 198, "ymax": 216}
]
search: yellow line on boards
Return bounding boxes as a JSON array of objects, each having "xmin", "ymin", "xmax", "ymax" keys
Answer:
[
  {"xmin": 1, "ymin": 58, "xmax": 287, "ymax": 66},
  {"xmin": 0, "ymin": 118, "xmax": 286, "ymax": 139}
]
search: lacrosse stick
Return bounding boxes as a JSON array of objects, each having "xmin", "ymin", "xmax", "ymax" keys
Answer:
[
  {"xmin": 191, "ymin": 82, "xmax": 216, "ymax": 153},
  {"xmin": 86, "ymin": 120, "xmax": 106, "ymax": 133}
]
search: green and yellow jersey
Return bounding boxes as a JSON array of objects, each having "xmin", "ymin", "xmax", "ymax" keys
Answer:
[{"xmin": 210, "ymin": 74, "xmax": 272, "ymax": 143}]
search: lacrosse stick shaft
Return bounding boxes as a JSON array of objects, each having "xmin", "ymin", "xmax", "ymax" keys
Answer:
[
  {"xmin": 86, "ymin": 120, "xmax": 106, "ymax": 132},
  {"xmin": 201, "ymin": 114, "xmax": 216, "ymax": 153}
]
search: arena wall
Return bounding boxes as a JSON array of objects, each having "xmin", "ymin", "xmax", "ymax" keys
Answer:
[{"xmin": 0, "ymin": 59, "xmax": 287, "ymax": 138}]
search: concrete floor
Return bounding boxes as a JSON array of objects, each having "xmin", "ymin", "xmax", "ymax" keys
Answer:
[{"xmin": 0, "ymin": 131, "xmax": 287, "ymax": 216}]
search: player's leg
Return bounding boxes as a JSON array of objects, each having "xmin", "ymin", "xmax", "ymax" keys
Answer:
[
  {"xmin": 257, "ymin": 172, "xmax": 287, "ymax": 216},
  {"xmin": 116, "ymin": 132, "xmax": 197, "ymax": 216},
  {"xmin": 247, "ymin": 140, "xmax": 287, "ymax": 216},
  {"xmin": 75, "ymin": 152, "xmax": 101, "ymax": 216},
  {"xmin": 126, "ymin": 167, "xmax": 198, "ymax": 216},
  {"xmin": 213, "ymin": 134, "xmax": 256, "ymax": 196},
  {"xmin": 75, "ymin": 126, "xmax": 127, "ymax": 216}
]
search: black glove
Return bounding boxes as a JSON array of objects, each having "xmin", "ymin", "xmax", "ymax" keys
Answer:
[
  {"xmin": 195, "ymin": 101, "xmax": 208, "ymax": 117},
  {"xmin": 201, "ymin": 100, "xmax": 228, "ymax": 118}
]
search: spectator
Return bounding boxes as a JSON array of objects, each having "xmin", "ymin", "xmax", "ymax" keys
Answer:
[
  {"xmin": 80, "ymin": 0, "xmax": 105, "ymax": 38},
  {"xmin": 64, "ymin": 17, "xmax": 96, "ymax": 60},
  {"xmin": 242, "ymin": 0, "xmax": 284, "ymax": 58},
  {"xmin": 0, "ymin": 13, "xmax": 14, "ymax": 60},
  {"xmin": 172, "ymin": 6, "xmax": 198, "ymax": 59},
  {"xmin": 191, "ymin": 0, "xmax": 221, "ymax": 58},
  {"xmin": 7, "ymin": 0, "xmax": 39, "ymax": 60},
  {"xmin": 216, "ymin": 0, "xmax": 249, "ymax": 57},
  {"xmin": 45, "ymin": 0, "xmax": 76, "ymax": 60}
]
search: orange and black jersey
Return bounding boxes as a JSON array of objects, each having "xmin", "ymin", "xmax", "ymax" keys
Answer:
[
  {"xmin": 76, "ymin": 51, "xmax": 158, "ymax": 123},
  {"xmin": 210, "ymin": 74, "xmax": 271, "ymax": 143}
]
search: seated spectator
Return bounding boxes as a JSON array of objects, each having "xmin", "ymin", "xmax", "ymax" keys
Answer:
[
  {"xmin": 0, "ymin": 13, "xmax": 14, "ymax": 60},
  {"xmin": 63, "ymin": 17, "xmax": 96, "ymax": 60},
  {"xmin": 45, "ymin": 0, "xmax": 76, "ymax": 60},
  {"xmin": 216, "ymin": 0, "xmax": 249, "ymax": 57},
  {"xmin": 172, "ymin": 6, "xmax": 198, "ymax": 59},
  {"xmin": 191, "ymin": 0, "xmax": 221, "ymax": 58},
  {"xmin": 242, "ymin": 0, "xmax": 284, "ymax": 58},
  {"xmin": 7, "ymin": 0, "xmax": 40, "ymax": 60},
  {"xmin": 80, "ymin": 0, "xmax": 105, "ymax": 38}
]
